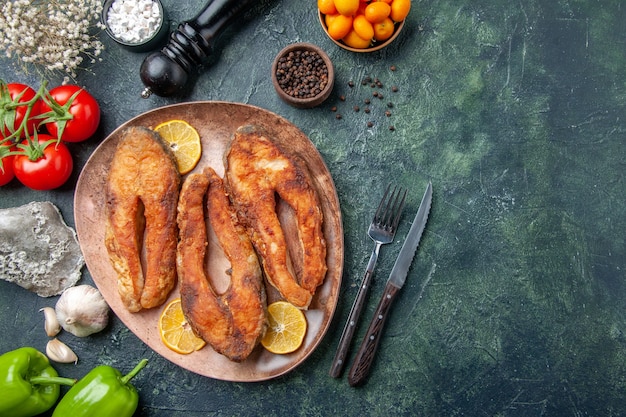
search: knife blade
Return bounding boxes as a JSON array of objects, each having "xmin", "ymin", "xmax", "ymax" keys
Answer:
[{"xmin": 347, "ymin": 181, "xmax": 432, "ymax": 386}]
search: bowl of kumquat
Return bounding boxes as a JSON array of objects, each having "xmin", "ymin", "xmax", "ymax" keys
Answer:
[{"xmin": 318, "ymin": 0, "xmax": 410, "ymax": 52}]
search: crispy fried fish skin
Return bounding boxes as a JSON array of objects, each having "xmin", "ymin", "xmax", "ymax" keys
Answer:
[
  {"xmin": 224, "ymin": 125, "xmax": 327, "ymax": 309},
  {"xmin": 177, "ymin": 167, "xmax": 266, "ymax": 362},
  {"xmin": 105, "ymin": 126, "xmax": 180, "ymax": 313}
]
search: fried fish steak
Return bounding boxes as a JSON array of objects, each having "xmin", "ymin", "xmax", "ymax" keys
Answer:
[
  {"xmin": 224, "ymin": 124, "xmax": 327, "ymax": 309},
  {"xmin": 104, "ymin": 126, "xmax": 180, "ymax": 313},
  {"xmin": 177, "ymin": 167, "xmax": 266, "ymax": 362}
]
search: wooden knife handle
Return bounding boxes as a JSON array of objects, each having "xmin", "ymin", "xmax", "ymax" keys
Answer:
[
  {"xmin": 329, "ymin": 267, "xmax": 376, "ymax": 378},
  {"xmin": 347, "ymin": 282, "xmax": 400, "ymax": 386}
]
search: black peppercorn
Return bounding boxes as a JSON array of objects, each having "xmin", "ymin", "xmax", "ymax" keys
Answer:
[{"xmin": 331, "ymin": 71, "xmax": 402, "ymax": 129}]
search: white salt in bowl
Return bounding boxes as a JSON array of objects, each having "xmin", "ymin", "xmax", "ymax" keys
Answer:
[{"xmin": 102, "ymin": 0, "xmax": 169, "ymax": 52}]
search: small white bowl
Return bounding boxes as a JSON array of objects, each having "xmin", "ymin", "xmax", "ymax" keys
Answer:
[{"xmin": 102, "ymin": 0, "xmax": 169, "ymax": 52}]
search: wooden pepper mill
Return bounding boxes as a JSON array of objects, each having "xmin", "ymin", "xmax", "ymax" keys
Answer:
[{"xmin": 140, "ymin": 0, "xmax": 257, "ymax": 98}]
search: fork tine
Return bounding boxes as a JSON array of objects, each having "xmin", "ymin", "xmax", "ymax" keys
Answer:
[
  {"xmin": 373, "ymin": 184, "xmax": 392, "ymax": 223},
  {"xmin": 380, "ymin": 186, "xmax": 399, "ymax": 226},
  {"xmin": 374, "ymin": 185, "xmax": 406, "ymax": 230},
  {"xmin": 390, "ymin": 188, "xmax": 407, "ymax": 231}
]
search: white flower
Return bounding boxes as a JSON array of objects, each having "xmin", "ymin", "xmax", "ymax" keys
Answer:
[{"xmin": 0, "ymin": 0, "xmax": 105, "ymax": 79}]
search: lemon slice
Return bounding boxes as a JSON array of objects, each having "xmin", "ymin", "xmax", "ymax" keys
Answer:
[
  {"xmin": 154, "ymin": 120, "xmax": 202, "ymax": 174},
  {"xmin": 158, "ymin": 298, "xmax": 206, "ymax": 354},
  {"xmin": 261, "ymin": 301, "xmax": 307, "ymax": 354}
]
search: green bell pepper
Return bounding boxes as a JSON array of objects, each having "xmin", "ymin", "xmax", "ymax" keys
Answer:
[
  {"xmin": 0, "ymin": 347, "xmax": 76, "ymax": 417},
  {"xmin": 52, "ymin": 358, "xmax": 148, "ymax": 417}
]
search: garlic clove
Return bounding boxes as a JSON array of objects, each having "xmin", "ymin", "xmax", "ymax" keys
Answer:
[
  {"xmin": 46, "ymin": 338, "xmax": 78, "ymax": 364},
  {"xmin": 40, "ymin": 306, "xmax": 61, "ymax": 337},
  {"xmin": 55, "ymin": 285, "xmax": 110, "ymax": 337}
]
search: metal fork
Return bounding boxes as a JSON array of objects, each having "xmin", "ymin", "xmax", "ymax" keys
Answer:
[{"xmin": 329, "ymin": 185, "xmax": 406, "ymax": 378}]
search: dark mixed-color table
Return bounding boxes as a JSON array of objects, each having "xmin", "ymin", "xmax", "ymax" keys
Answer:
[{"xmin": 1, "ymin": 1, "xmax": 625, "ymax": 415}]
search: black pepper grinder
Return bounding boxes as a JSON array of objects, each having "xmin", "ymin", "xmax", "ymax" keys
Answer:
[{"xmin": 140, "ymin": 0, "xmax": 257, "ymax": 98}]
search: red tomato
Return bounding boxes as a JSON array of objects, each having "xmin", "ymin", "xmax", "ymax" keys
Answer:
[
  {"xmin": 0, "ymin": 143, "xmax": 17, "ymax": 186},
  {"xmin": 13, "ymin": 134, "xmax": 73, "ymax": 190},
  {"xmin": 0, "ymin": 83, "xmax": 42, "ymax": 139},
  {"xmin": 40, "ymin": 85, "xmax": 100, "ymax": 143},
  {"xmin": 0, "ymin": 155, "xmax": 15, "ymax": 186}
]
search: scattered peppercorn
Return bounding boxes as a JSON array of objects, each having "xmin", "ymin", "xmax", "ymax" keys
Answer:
[
  {"xmin": 275, "ymin": 49, "xmax": 328, "ymax": 99},
  {"xmin": 331, "ymin": 71, "xmax": 400, "ymax": 130}
]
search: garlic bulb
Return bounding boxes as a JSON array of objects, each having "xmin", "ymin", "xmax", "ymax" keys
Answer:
[
  {"xmin": 46, "ymin": 338, "xmax": 78, "ymax": 364},
  {"xmin": 40, "ymin": 307, "xmax": 61, "ymax": 337},
  {"xmin": 55, "ymin": 285, "xmax": 110, "ymax": 337}
]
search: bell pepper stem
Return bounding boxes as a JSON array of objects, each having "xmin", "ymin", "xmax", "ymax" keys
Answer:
[
  {"xmin": 29, "ymin": 376, "xmax": 77, "ymax": 387},
  {"xmin": 120, "ymin": 359, "xmax": 148, "ymax": 385}
]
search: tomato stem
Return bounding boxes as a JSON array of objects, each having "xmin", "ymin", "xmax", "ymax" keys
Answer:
[
  {"xmin": 0, "ymin": 80, "xmax": 48, "ymax": 143},
  {"xmin": 36, "ymin": 87, "xmax": 81, "ymax": 141},
  {"xmin": 14, "ymin": 131, "xmax": 60, "ymax": 162}
]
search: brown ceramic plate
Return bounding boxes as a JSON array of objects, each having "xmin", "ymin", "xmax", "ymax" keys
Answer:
[{"xmin": 74, "ymin": 102, "xmax": 343, "ymax": 382}]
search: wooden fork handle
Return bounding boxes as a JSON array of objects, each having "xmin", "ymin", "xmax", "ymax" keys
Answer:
[
  {"xmin": 329, "ymin": 268, "xmax": 375, "ymax": 378},
  {"xmin": 329, "ymin": 242, "xmax": 382, "ymax": 378},
  {"xmin": 347, "ymin": 282, "xmax": 400, "ymax": 386}
]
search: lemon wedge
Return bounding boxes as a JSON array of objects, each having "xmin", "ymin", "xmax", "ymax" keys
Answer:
[
  {"xmin": 154, "ymin": 120, "xmax": 201, "ymax": 174},
  {"xmin": 261, "ymin": 301, "xmax": 307, "ymax": 354},
  {"xmin": 158, "ymin": 298, "xmax": 206, "ymax": 354}
]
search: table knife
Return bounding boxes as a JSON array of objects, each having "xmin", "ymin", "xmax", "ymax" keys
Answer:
[{"xmin": 347, "ymin": 181, "xmax": 432, "ymax": 387}]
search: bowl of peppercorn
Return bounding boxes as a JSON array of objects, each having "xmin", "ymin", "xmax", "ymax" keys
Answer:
[
  {"xmin": 102, "ymin": 0, "xmax": 169, "ymax": 52},
  {"xmin": 272, "ymin": 43, "xmax": 335, "ymax": 108}
]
